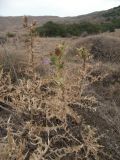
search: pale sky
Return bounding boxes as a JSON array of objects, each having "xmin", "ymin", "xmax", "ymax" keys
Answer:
[{"xmin": 0, "ymin": 0, "xmax": 120, "ymax": 17}]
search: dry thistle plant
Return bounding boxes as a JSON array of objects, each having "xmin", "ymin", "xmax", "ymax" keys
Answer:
[
  {"xmin": 50, "ymin": 43, "xmax": 65, "ymax": 85},
  {"xmin": 23, "ymin": 16, "xmax": 37, "ymax": 76},
  {"xmin": 77, "ymin": 47, "xmax": 90, "ymax": 70},
  {"xmin": 73, "ymin": 47, "xmax": 93, "ymax": 100}
]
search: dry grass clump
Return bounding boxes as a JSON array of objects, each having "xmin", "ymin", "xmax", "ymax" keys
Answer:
[
  {"xmin": 67, "ymin": 35, "xmax": 120, "ymax": 63},
  {"xmin": 90, "ymin": 62, "xmax": 120, "ymax": 136}
]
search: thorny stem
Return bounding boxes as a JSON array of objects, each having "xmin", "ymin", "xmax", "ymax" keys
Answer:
[{"xmin": 29, "ymin": 29, "xmax": 35, "ymax": 73}]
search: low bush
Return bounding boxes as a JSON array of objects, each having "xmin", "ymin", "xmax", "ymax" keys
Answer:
[
  {"xmin": 35, "ymin": 20, "xmax": 120, "ymax": 37},
  {"xmin": 6, "ymin": 32, "xmax": 16, "ymax": 38}
]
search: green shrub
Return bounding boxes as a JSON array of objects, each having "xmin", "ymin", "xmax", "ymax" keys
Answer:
[
  {"xmin": 36, "ymin": 21, "xmax": 66, "ymax": 37},
  {"xmin": 36, "ymin": 21, "xmax": 101, "ymax": 37},
  {"xmin": 6, "ymin": 32, "xmax": 16, "ymax": 38},
  {"xmin": 35, "ymin": 20, "xmax": 118, "ymax": 37}
]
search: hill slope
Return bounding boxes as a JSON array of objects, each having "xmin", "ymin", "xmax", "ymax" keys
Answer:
[{"xmin": 0, "ymin": 5, "xmax": 120, "ymax": 33}]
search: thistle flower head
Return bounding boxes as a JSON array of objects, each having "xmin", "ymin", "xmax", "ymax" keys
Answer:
[
  {"xmin": 43, "ymin": 57, "xmax": 50, "ymax": 65},
  {"xmin": 77, "ymin": 47, "xmax": 90, "ymax": 60},
  {"xmin": 32, "ymin": 21, "xmax": 37, "ymax": 27},
  {"xmin": 55, "ymin": 42, "xmax": 65, "ymax": 57},
  {"xmin": 55, "ymin": 47, "xmax": 61, "ymax": 56}
]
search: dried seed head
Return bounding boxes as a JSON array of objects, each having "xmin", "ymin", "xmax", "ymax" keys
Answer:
[
  {"xmin": 23, "ymin": 16, "xmax": 28, "ymax": 28},
  {"xmin": 55, "ymin": 47, "xmax": 62, "ymax": 56},
  {"xmin": 32, "ymin": 21, "xmax": 37, "ymax": 26}
]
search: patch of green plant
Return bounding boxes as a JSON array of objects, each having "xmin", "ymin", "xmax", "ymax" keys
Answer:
[
  {"xmin": 35, "ymin": 20, "xmax": 120, "ymax": 37},
  {"xmin": 6, "ymin": 32, "xmax": 16, "ymax": 38},
  {"xmin": 35, "ymin": 21, "xmax": 101, "ymax": 37}
]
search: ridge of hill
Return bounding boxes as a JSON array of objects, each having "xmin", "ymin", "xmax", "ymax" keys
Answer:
[{"xmin": 0, "ymin": 5, "xmax": 120, "ymax": 33}]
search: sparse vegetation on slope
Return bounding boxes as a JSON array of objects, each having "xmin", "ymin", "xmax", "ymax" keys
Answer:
[
  {"xmin": 67, "ymin": 35, "xmax": 120, "ymax": 63},
  {"xmin": 1, "ymin": 5, "xmax": 120, "ymax": 36}
]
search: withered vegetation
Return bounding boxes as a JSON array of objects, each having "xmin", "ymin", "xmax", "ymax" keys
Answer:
[{"xmin": 0, "ymin": 17, "xmax": 120, "ymax": 160}]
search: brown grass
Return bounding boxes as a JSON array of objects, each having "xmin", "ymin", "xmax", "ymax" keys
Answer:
[
  {"xmin": 0, "ymin": 22, "xmax": 120, "ymax": 159},
  {"xmin": 67, "ymin": 35, "xmax": 120, "ymax": 63}
]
